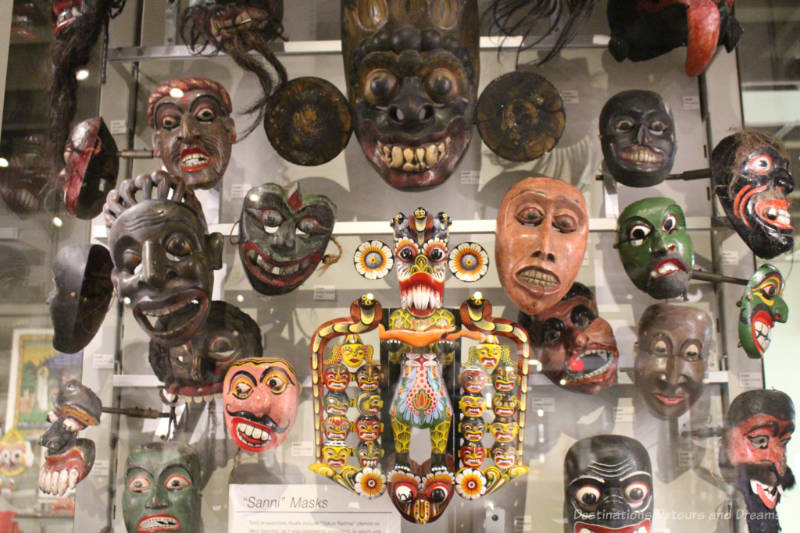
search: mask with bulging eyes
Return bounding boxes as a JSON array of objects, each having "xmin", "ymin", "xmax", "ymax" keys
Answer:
[
  {"xmin": 525, "ymin": 283, "xmax": 618, "ymax": 394},
  {"xmin": 599, "ymin": 90, "xmax": 676, "ymax": 187},
  {"xmin": 711, "ymin": 130, "xmax": 795, "ymax": 259},
  {"xmin": 616, "ymin": 197, "xmax": 694, "ymax": 299},
  {"xmin": 738, "ymin": 264, "xmax": 788, "ymax": 359},
  {"xmin": 388, "ymin": 462, "xmax": 454, "ymax": 524},
  {"xmin": 239, "ymin": 182, "xmax": 336, "ymax": 295},
  {"xmin": 0, "ymin": 429, "xmax": 33, "ymax": 478},
  {"xmin": 634, "ymin": 304, "xmax": 712, "ymax": 418},
  {"xmin": 149, "ymin": 301, "xmax": 262, "ymax": 400},
  {"xmin": 564, "ymin": 435, "xmax": 654, "ymax": 533}
]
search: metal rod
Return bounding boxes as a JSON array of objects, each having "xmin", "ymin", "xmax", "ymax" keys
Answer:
[
  {"xmin": 666, "ymin": 168, "xmax": 711, "ymax": 181},
  {"xmin": 691, "ymin": 269, "xmax": 748, "ymax": 286},
  {"xmin": 101, "ymin": 406, "xmax": 170, "ymax": 418},
  {"xmin": 118, "ymin": 149, "xmax": 155, "ymax": 159}
]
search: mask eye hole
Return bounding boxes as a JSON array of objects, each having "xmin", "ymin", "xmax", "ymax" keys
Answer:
[
  {"xmin": 127, "ymin": 475, "xmax": 151, "ymax": 493},
  {"xmin": 164, "ymin": 473, "xmax": 191, "ymax": 491},
  {"xmin": 232, "ymin": 378, "xmax": 254, "ymax": 399},
  {"xmin": 394, "ymin": 482, "xmax": 417, "ymax": 503},
  {"xmin": 296, "ymin": 216, "xmax": 327, "ymax": 237},
  {"xmin": 649, "ymin": 120, "xmax": 668, "ymax": 134},
  {"xmin": 426, "ymin": 481, "xmax": 450, "ymax": 503},
  {"xmin": 159, "ymin": 114, "xmax": 180, "ymax": 130},
  {"xmin": 574, "ymin": 485, "xmax": 601, "ymax": 511},
  {"xmin": 681, "ymin": 340, "xmax": 702, "ymax": 362},
  {"xmin": 570, "ymin": 305, "xmax": 596, "ymax": 329},
  {"xmin": 626, "ymin": 224, "xmax": 651, "ymax": 246},
  {"xmin": 261, "ymin": 209, "xmax": 283, "ymax": 234},
  {"xmin": 364, "ymin": 69, "xmax": 397, "ymax": 106},
  {"xmin": 553, "ymin": 213, "xmax": 577, "ymax": 233},
  {"xmin": 624, "ymin": 482, "xmax": 649, "ymax": 509},
  {"xmin": 747, "ymin": 154, "xmax": 773, "ymax": 174},
  {"xmin": 615, "ymin": 117, "xmax": 635, "ymax": 133},
  {"xmin": 515, "ymin": 206, "xmax": 544, "ymax": 226},
  {"xmin": 542, "ymin": 318, "xmax": 565, "ymax": 344},
  {"xmin": 662, "ymin": 214, "xmax": 677, "ymax": 233},
  {"xmin": 397, "ymin": 245, "xmax": 416, "ymax": 262},
  {"xmin": 649, "ymin": 336, "xmax": 671, "ymax": 357},
  {"xmin": 424, "ymin": 68, "xmax": 458, "ymax": 103},
  {"xmin": 747, "ymin": 434, "xmax": 770, "ymax": 449}
]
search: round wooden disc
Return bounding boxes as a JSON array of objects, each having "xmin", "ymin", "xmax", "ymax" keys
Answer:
[
  {"xmin": 265, "ymin": 77, "xmax": 352, "ymax": 166},
  {"xmin": 477, "ymin": 71, "xmax": 566, "ymax": 162}
]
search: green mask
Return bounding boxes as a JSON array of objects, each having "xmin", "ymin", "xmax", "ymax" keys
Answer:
[
  {"xmin": 123, "ymin": 442, "xmax": 202, "ymax": 533},
  {"xmin": 738, "ymin": 264, "xmax": 789, "ymax": 359},
  {"xmin": 616, "ymin": 197, "xmax": 694, "ymax": 299}
]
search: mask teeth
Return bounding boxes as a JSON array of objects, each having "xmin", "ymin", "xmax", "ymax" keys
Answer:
[{"xmin": 377, "ymin": 138, "xmax": 451, "ymax": 171}]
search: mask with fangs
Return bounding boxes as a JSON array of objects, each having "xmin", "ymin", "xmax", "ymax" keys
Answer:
[{"xmin": 737, "ymin": 264, "xmax": 788, "ymax": 359}]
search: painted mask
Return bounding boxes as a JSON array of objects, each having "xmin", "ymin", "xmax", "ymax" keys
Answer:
[
  {"xmin": 738, "ymin": 264, "xmax": 788, "ymax": 359},
  {"xmin": 104, "ymin": 171, "xmax": 224, "ymax": 347},
  {"xmin": 634, "ymin": 304, "xmax": 712, "ymax": 418},
  {"xmin": 492, "ymin": 393, "xmax": 517, "ymax": 418},
  {"xmin": 40, "ymin": 380, "xmax": 102, "ymax": 455},
  {"xmin": 599, "ymin": 91, "xmax": 676, "ymax": 187},
  {"xmin": 496, "ymin": 177, "xmax": 589, "ymax": 317},
  {"xmin": 223, "ymin": 357, "xmax": 299, "ymax": 452},
  {"xmin": 721, "ymin": 390, "xmax": 794, "ymax": 524},
  {"xmin": 40, "ymin": 438, "xmax": 95, "ymax": 497},
  {"xmin": 123, "ymin": 442, "xmax": 202, "ymax": 533},
  {"xmin": 239, "ymin": 182, "xmax": 336, "ymax": 295},
  {"xmin": 322, "ymin": 444, "xmax": 352, "ymax": 469},
  {"xmin": 149, "ymin": 302, "xmax": 262, "ymax": 399},
  {"xmin": 489, "ymin": 418, "xmax": 519, "ymax": 443},
  {"xmin": 325, "ymin": 391, "xmax": 351, "ymax": 416},
  {"xmin": 49, "ymin": 244, "xmax": 113, "ymax": 354},
  {"xmin": 526, "ymin": 283, "xmax": 619, "ymax": 394},
  {"xmin": 323, "ymin": 363, "xmax": 351, "ymax": 393},
  {"xmin": 493, "ymin": 364, "xmax": 517, "ymax": 393},
  {"xmin": 58, "ymin": 116, "xmax": 119, "ymax": 219},
  {"xmin": 564, "ymin": 435, "xmax": 654, "ymax": 533},
  {"xmin": 323, "ymin": 415, "xmax": 351, "ymax": 442},
  {"xmin": 711, "ymin": 130, "xmax": 795, "ymax": 259},
  {"xmin": 616, "ymin": 197, "xmax": 694, "ymax": 299},
  {"xmin": 341, "ymin": 0, "xmax": 479, "ymax": 189},
  {"xmin": 607, "ymin": 0, "xmax": 742, "ymax": 76},
  {"xmin": 0, "ymin": 429, "xmax": 33, "ymax": 478},
  {"xmin": 148, "ymin": 78, "xmax": 235, "ymax": 190},
  {"xmin": 354, "ymin": 416, "xmax": 383, "ymax": 442},
  {"xmin": 356, "ymin": 362, "xmax": 383, "ymax": 391},
  {"xmin": 491, "ymin": 443, "xmax": 516, "ymax": 470},
  {"xmin": 0, "ymin": 134, "xmax": 48, "ymax": 215},
  {"xmin": 332, "ymin": 334, "xmax": 373, "ymax": 372},
  {"xmin": 458, "ymin": 394, "xmax": 485, "ymax": 417},
  {"xmin": 459, "ymin": 443, "xmax": 485, "ymax": 469},
  {"xmin": 357, "ymin": 441, "xmax": 384, "ymax": 468},
  {"xmin": 388, "ymin": 464, "xmax": 454, "ymax": 524},
  {"xmin": 460, "ymin": 417, "xmax": 485, "ymax": 442},
  {"xmin": 467, "ymin": 335, "xmax": 507, "ymax": 373},
  {"xmin": 460, "ymin": 367, "xmax": 487, "ymax": 394},
  {"xmin": 356, "ymin": 392, "xmax": 383, "ymax": 417}
]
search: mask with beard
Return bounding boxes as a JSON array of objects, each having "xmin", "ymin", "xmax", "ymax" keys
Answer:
[
  {"xmin": 148, "ymin": 78, "xmax": 235, "ymax": 190},
  {"xmin": 738, "ymin": 264, "xmax": 788, "ymax": 359},
  {"xmin": 711, "ymin": 130, "xmax": 794, "ymax": 259},
  {"xmin": 599, "ymin": 90, "xmax": 676, "ymax": 187},
  {"xmin": 616, "ymin": 197, "xmax": 694, "ymax": 299},
  {"xmin": 633, "ymin": 304, "xmax": 711, "ymax": 418}
]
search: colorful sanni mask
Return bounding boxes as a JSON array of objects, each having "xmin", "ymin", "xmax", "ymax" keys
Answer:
[
  {"xmin": 634, "ymin": 304, "xmax": 712, "ymax": 418},
  {"xmin": 616, "ymin": 197, "xmax": 694, "ymax": 299},
  {"xmin": 738, "ymin": 264, "xmax": 788, "ymax": 359},
  {"xmin": 223, "ymin": 357, "xmax": 299, "ymax": 452}
]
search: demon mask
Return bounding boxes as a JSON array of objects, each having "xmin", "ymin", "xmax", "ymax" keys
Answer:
[
  {"xmin": 239, "ymin": 182, "xmax": 336, "ymax": 295},
  {"xmin": 496, "ymin": 176, "xmax": 589, "ymax": 317},
  {"xmin": 49, "ymin": 244, "xmax": 113, "ymax": 354},
  {"xmin": 123, "ymin": 442, "xmax": 202, "ymax": 533},
  {"xmin": 341, "ymin": 0, "xmax": 479, "ymax": 189},
  {"xmin": 711, "ymin": 130, "xmax": 794, "ymax": 259},
  {"xmin": 149, "ymin": 301, "xmax": 262, "ymax": 400},
  {"xmin": 524, "ymin": 283, "xmax": 619, "ymax": 394},
  {"xmin": 599, "ymin": 90, "xmax": 676, "ymax": 187},
  {"xmin": 564, "ymin": 435, "xmax": 654, "ymax": 533},
  {"xmin": 607, "ymin": 0, "xmax": 742, "ymax": 76},
  {"xmin": 148, "ymin": 78, "xmax": 235, "ymax": 190},
  {"xmin": 223, "ymin": 357, "xmax": 299, "ymax": 452},
  {"xmin": 633, "ymin": 304, "xmax": 711, "ymax": 418},
  {"xmin": 721, "ymin": 389, "xmax": 795, "ymax": 533},
  {"xmin": 388, "ymin": 459, "xmax": 455, "ymax": 524},
  {"xmin": 103, "ymin": 171, "xmax": 224, "ymax": 346},
  {"xmin": 616, "ymin": 197, "xmax": 694, "ymax": 299},
  {"xmin": 738, "ymin": 264, "xmax": 788, "ymax": 359}
]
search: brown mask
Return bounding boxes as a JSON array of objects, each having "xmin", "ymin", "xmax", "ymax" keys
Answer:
[
  {"xmin": 496, "ymin": 176, "xmax": 588, "ymax": 317},
  {"xmin": 634, "ymin": 304, "xmax": 712, "ymax": 419}
]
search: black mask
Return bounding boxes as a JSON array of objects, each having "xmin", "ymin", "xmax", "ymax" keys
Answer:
[
  {"xmin": 711, "ymin": 130, "xmax": 795, "ymax": 259},
  {"xmin": 600, "ymin": 90, "xmax": 676, "ymax": 187},
  {"xmin": 564, "ymin": 435, "xmax": 654, "ymax": 533},
  {"xmin": 49, "ymin": 244, "xmax": 113, "ymax": 354}
]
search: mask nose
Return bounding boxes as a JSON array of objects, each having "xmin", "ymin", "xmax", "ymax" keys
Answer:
[
  {"xmin": 388, "ymin": 79, "xmax": 435, "ymax": 132},
  {"xmin": 636, "ymin": 123, "xmax": 648, "ymax": 145},
  {"xmin": 271, "ymin": 225, "xmax": 296, "ymax": 253},
  {"xmin": 140, "ymin": 241, "xmax": 175, "ymax": 289},
  {"xmin": 598, "ymin": 493, "xmax": 633, "ymax": 528},
  {"xmin": 775, "ymin": 170, "xmax": 795, "ymax": 194},
  {"xmin": 179, "ymin": 113, "xmax": 198, "ymax": 141}
]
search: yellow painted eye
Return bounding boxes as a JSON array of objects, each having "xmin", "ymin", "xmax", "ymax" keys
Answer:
[
  {"xmin": 233, "ymin": 378, "xmax": 254, "ymax": 399},
  {"xmin": 264, "ymin": 372, "xmax": 287, "ymax": 394}
]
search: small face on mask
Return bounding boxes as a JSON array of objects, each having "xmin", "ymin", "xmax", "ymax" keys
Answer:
[
  {"xmin": 223, "ymin": 358, "xmax": 299, "ymax": 453},
  {"xmin": 0, "ymin": 429, "xmax": 33, "ymax": 477},
  {"xmin": 634, "ymin": 304, "xmax": 712, "ymax": 418},
  {"xmin": 738, "ymin": 265, "xmax": 788, "ymax": 359},
  {"xmin": 712, "ymin": 131, "xmax": 795, "ymax": 259},
  {"xmin": 239, "ymin": 183, "xmax": 336, "ymax": 295},
  {"xmin": 149, "ymin": 79, "xmax": 235, "ymax": 190},
  {"xmin": 565, "ymin": 435, "xmax": 654, "ymax": 533},
  {"xmin": 123, "ymin": 442, "xmax": 201, "ymax": 533},
  {"xmin": 600, "ymin": 90, "xmax": 675, "ymax": 187},
  {"xmin": 616, "ymin": 197, "xmax": 694, "ymax": 299},
  {"xmin": 496, "ymin": 177, "xmax": 589, "ymax": 317},
  {"xmin": 341, "ymin": 0, "xmax": 479, "ymax": 189},
  {"xmin": 529, "ymin": 283, "xmax": 619, "ymax": 394}
]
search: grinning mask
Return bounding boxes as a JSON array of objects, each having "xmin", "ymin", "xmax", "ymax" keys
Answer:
[
  {"xmin": 634, "ymin": 304, "xmax": 712, "ymax": 418},
  {"xmin": 599, "ymin": 90, "xmax": 676, "ymax": 187},
  {"xmin": 148, "ymin": 78, "xmax": 235, "ymax": 190},
  {"xmin": 49, "ymin": 244, "xmax": 113, "ymax": 354},
  {"xmin": 58, "ymin": 117, "xmax": 119, "ymax": 219},
  {"xmin": 341, "ymin": 0, "xmax": 479, "ymax": 189},
  {"xmin": 616, "ymin": 197, "xmax": 694, "ymax": 299},
  {"xmin": 496, "ymin": 177, "xmax": 588, "ymax": 317},
  {"xmin": 721, "ymin": 389, "xmax": 794, "ymax": 529},
  {"xmin": 711, "ymin": 130, "xmax": 794, "ymax": 259},
  {"xmin": 607, "ymin": 0, "xmax": 742, "ymax": 76},
  {"xmin": 123, "ymin": 442, "xmax": 202, "ymax": 533},
  {"xmin": 738, "ymin": 264, "xmax": 788, "ymax": 359},
  {"xmin": 525, "ymin": 283, "xmax": 618, "ymax": 394},
  {"xmin": 149, "ymin": 301, "xmax": 262, "ymax": 400},
  {"xmin": 104, "ymin": 171, "xmax": 224, "ymax": 347},
  {"xmin": 564, "ymin": 435, "xmax": 654, "ymax": 533},
  {"xmin": 223, "ymin": 357, "xmax": 299, "ymax": 453},
  {"xmin": 239, "ymin": 183, "xmax": 336, "ymax": 295}
]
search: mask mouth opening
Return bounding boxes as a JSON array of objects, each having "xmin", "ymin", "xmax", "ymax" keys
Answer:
[
  {"xmin": 572, "ymin": 518, "xmax": 650, "ymax": 533},
  {"xmin": 617, "ymin": 144, "xmax": 666, "ymax": 167},
  {"xmin": 647, "ymin": 258, "xmax": 688, "ymax": 281},
  {"xmin": 755, "ymin": 198, "xmax": 793, "ymax": 231},
  {"xmin": 136, "ymin": 514, "xmax": 181, "ymax": 533},
  {"xmin": 515, "ymin": 266, "xmax": 561, "ymax": 292},
  {"xmin": 134, "ymin": 290, "xmax": 209, "ymax": 344},
  {"xmin": 242, "ymin": 241, "xmax": 321, "ymax": 289},
  {"xmin": 751, "ymin": 309, "xmax": 774, "ymax": 354},
  {"xmin": 563, "ymin": 345, "xmax": 618, "ymax": 385}
]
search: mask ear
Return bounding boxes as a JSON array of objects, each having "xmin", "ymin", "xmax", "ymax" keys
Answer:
[
  {"xmin": 448, "ymin": 242, "xmax": 488, "ymax": 282},
  {"xmin": 223, "ymin": 116, "xmax": 236, "ymax": 144},
  {"xmin": 206, "ymin": 232, "xmax": 224, "ymax": 270},
  {"xmin": 353, "ymin": 240, "xmax": 393, "ymax": 280},
  {"xmin": 151, "ymin": 130, "xmax": 161, "ymax": 157}
]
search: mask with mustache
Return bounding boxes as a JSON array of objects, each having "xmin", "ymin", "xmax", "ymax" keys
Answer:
[{"xmin": 223, "ymin": 357, "xmax": 299, "ymax": 453}]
